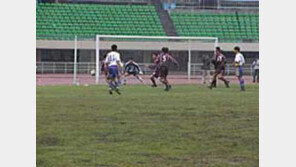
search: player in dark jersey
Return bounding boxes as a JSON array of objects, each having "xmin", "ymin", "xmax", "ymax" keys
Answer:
[
  {"xmin": 149, "ymin": 53, "xmax": 161, "ymax": 87},
  {"xmin": 123, "ymin": 57, "xmax": 143, "ymax": 84},
  {"xmin": 101, "ymin": 54, "xmax": 109, "ymax": 83},
  {"xmin": 157, "ymin": 47, "xmax": 179, "ymax": 91},
  {"xmin": 208, "ymin": 47, "xmax": 230, "ymax": 89}
]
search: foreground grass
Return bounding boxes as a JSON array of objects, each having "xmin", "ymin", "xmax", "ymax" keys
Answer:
[{"xmin": 37, "ymin": 84, "xmax": 259, "ymax": 167}]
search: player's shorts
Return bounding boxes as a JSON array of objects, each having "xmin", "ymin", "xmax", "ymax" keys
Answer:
[
  {"xmin": 215, "ymin": 66, "xmax": 225, "ymax": 76},
  {"xmin": 151, "ymin": 66, "xmax": 160, "ymax": 78},
  {"xmin": 235, "ymin": 66, "xmax": 244, "ymax": 78},
  {"xmin": 160, "ymin": 65, "xmax": 168, "ymax": 78},
  {"xmin": 108, "ymin": 65, "xmax": 118, "ymax": 79}
]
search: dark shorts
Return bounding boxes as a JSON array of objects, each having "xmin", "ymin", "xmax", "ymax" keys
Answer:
[
  {"xmin": 108, "ymin": 65, "xmax": 118, "ymax": 79},
  {"xmin": 215, "ymin": 66, "xmax": 225, "ymax": 76},
  {"xmin": 151, "ymin": 66, "xmax": 160, "ymax": 78},
  {"xmin": 160, "ymin": 65, "xmax": 168, "ymax": 78}
]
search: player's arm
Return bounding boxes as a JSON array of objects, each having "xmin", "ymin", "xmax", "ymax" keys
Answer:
[
  {"xmin": 134, "ymin": 62, "xmax": 143, "ymax": 75},
  {"xmin": 124, "ymin": 62, "xmax": 129, "ymax": 72},
  {"xmin": 234, "ymin": 55, "xmax": 240, "ymax": 67},
  {"xmin": 105, "ymin": 54, "xmax": 110, "ymax": 66},
  {"xmin": 116, "ymin": 55, "xmax": 122, "ymax": 70},
  {"xmin": 220, "ymin": 56, "xmax": 226, "ymax": 67},
  {"xmin": 168, "ymin": 55, "xmax": 179, "ymax": 67}
]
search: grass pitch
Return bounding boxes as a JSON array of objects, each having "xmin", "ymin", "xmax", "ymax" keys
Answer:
[{"xmin": 37, "ymin": 84, "xmax": 259, "ymax": 167}]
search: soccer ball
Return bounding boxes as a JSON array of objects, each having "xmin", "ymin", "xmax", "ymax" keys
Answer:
[{"xmin": 90, "ymin": 69, "xmax": 96, "ymax": 76}]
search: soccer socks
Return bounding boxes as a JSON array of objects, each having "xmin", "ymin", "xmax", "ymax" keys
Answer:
[
  {"xmin": 209, "ymin": 79, "xmax": 217, "ymax": 89},
  {"xmin": 108, "ymin": 81, "xmax": 114, "ymax": 90},
  {"xmin": 239, "ymin": 79, "xmax": 245, "ymax": 91},
  {"xmin": 117, "ymin": 80, "xmax": 121, "ymax": 87},
  {"xmin": 218, "ymin": 77, "xmax": 230, "ymax": 88},
  {"xmin": 151, "ymin": 78, "xmax": 157, "ymax": 87},
  {"xmin": 138, "ymin": 77, "xmax": 144, "ymax": 83}
]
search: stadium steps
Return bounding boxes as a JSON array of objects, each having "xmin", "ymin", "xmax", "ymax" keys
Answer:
[{"xmin": 153, "ymin": 0, "xmax": 178, "ymax": 36}]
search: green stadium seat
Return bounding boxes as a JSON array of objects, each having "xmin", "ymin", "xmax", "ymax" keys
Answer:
[
  {"xmin": 36, "ymin": 3, "xmax": 166, "ymax": 40},
  {"xmin": 170, "ymin": 11, "xmax": 259, "ymax": 42}
]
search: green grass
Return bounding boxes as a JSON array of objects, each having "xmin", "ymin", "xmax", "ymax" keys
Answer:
[{"xmin": 37, "ymin": 84, "xmax": 259, "ymax": 167}]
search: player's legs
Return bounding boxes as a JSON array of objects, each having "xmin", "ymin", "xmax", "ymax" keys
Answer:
[
  {"xmin": 150, "ymin": 74, "xmax": 157, "ymax": 87},
  {"xmin": 236, "ymin": 67, "xmax": 245, "ymax": 91},
  {"xmin": 252, "ymin": 71, "xmax": 255, "ymax": 83},
  {"xmin": 108, "ymin": 66, "xmax": 121, "ymax": 94},
  {"xmin": 217, "ymin": 70, "xmax": 230, "ymax": 88},
  {"xmin": 151, "ymin": 68, "xmax": 159, "ymax": 87},
  {"xmin": 160, "ymin": 66, "xmax": 170, "ymax": 91},
  {"xmin": 134, "ymin": 74, "xmax": 144, "ymax": 83},
  {"xmin": 209, "ymin": 72, "xmax": 218, "ymax": 89},
  {"xmin": 202, "ymin": 70, "xmax": 206, "ymax": 84},
  {"xmin": 256, "ymin": 69, "xmax": 259, "ymax": 83},
  {"xmin": 123, "ymin": 73, "xmax": 130, "ymax": 85}
]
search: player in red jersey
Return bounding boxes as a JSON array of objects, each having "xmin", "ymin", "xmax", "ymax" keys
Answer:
[
  {"xmin": 208, "ymin": 47, "xmax": 230, "ymax": 89},
  {"xmin": 157, "ymin": 47, "xmax": 179, "ymax": 91},
  {"xmin": 149, "ymin": 53, "xmax": 161, "ymax": 87}
]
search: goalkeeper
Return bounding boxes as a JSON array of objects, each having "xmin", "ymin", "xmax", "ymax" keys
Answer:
[{"xmin": 123, "ymin": 57, "xmax": 144, "ymax": 84}]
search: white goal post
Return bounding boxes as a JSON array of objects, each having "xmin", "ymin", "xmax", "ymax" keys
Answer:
[{"xmin": 91, "ymin": 35, "xmax": 219, "ymax": 85}]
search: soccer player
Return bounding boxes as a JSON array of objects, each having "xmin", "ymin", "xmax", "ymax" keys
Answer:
[
  {"xmin": 150, "ymin": 53, "xmax": 160, "ymax": 87},
  {"xmin": 157, "ymin": 47, "xmax": 179, "ymax": 91},
  {"xmin": 252, "ymin": 58, "xmax": 259, "ymax": 83},
  {"xmin": 123, "ymin": 57, "xmax": 144, "ymax": 84},
  {"xmin": 208, "ymin": 47, "xmax": 230, "ymax": 89},
  {"xmin": 101, "ymin": 54, "xmax": 109, "ymax": 83},
  {"xmin": 234, "ymin": 46, "xmax": 246, "ymax": 91},
  {"xmin": 105, "ymin": 44, "xmax": 122, "ymax": 95}
]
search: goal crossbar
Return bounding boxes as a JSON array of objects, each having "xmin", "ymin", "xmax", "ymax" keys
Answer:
[{"xmin": 97, "ymin": 35, "xmax": 218, "ymax": 40}]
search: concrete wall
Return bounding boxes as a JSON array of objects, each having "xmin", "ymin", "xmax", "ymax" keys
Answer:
[{"xmin": 36, "ymin": 40, "xmax": 259, "ymax": 52}]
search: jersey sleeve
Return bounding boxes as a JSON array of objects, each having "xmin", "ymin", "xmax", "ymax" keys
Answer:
[
  {"xmin": 234, "ymin": 54, "xmax": 239, "ymax": 62},
  {"xmin": 241, "ymin": 55, "xmax": 245, "ymax": 65},
  {"xmin": 116, "ymin": 53, "xmax": 121, "ymax": 62},
  {"xmin": 134, "ymin": 62, "xmax": 142, "ymax": 72}
]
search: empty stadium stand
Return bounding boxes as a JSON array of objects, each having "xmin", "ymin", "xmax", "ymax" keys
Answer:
[
  {"xmin": 36, "ymin": 3, "xmax": 259, "ymax": 42},
  {"xmin": 36, "ymin": 3, "xmax": 166, "ymax": 39},
  {"xmin": 170, "ymin": 12, "xmax": 259, "ymax": 42}
]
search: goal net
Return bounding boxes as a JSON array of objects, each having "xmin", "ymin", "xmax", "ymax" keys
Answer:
[{"xmin": 92, "ymin": 35, "xmax": 218, "ymax": 85}]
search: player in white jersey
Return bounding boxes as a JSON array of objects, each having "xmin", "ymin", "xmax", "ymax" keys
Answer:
[
  {"xmin": 234, "ymin": 46, "xmax": 245, "ymax": 91},
  {"xmin": 105, "ymin": 45, "xmax": 122, "ymax": 95}
]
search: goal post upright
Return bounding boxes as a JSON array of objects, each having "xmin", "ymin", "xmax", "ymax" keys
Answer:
[
  {"xmin": 73, "ymin": 35, "xmax": 77, "ymax": 85},
  {"xmin": 187, "ymin": 39, "xmax": 192, "ymax": 80},
  {"xmin": 95, "ymin": 35, "xmax": 100, "ymax": 84},
  {"xmin": 95, "ymin": 35, "xmax": 218, "ymax": 85}
]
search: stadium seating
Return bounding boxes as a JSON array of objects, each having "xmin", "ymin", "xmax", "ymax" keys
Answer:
[
  {"xmin": 170, "ymin": 12, "xmax": 259, "ymax": 42},
  {"xmin": 36, "ymin": 3, "xmax": 166, "ymax": 39},
  {"xmin": 36, "ymin": 3, "xmax": 259, "ymax": 42}
]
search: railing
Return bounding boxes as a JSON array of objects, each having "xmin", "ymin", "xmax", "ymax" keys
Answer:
[
  {"xmin": 36, "ymin": 62, "xmax": 95, "ymax": 74},
  {"xmin": 36, "ymin": 62, "xmax": 255, "ymax": 76},
  {"xmin": 191, "ymin": 63, "xmax": 254, "ymax": 76}
]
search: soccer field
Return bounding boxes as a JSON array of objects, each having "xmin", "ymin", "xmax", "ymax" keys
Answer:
[{"xmin": 36, "ymin": 84, "xmax": 259, "ymax": 167}]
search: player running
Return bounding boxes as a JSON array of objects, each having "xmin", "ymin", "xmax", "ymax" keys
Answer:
[
  {"xmin": 150, "ymin": 53, "xmax": 161, "ymax": 87},
  {"xmin": 123, "ymin": 57, "xmax": 144, "ymax": 84},
  {"xmin": 105, "ymin": 44, "xmax": 122, "ymax": 95},
  {"xmin": 157, "ymin": 47, "xmax": 179, "ymax": 91},
  {"xmin": 234, "ymin": 46, "xmax": 246, "ymax": 91},
  {"xmin": 208, "ymin": 47, "xmax": 230, "ymax": 89}
]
